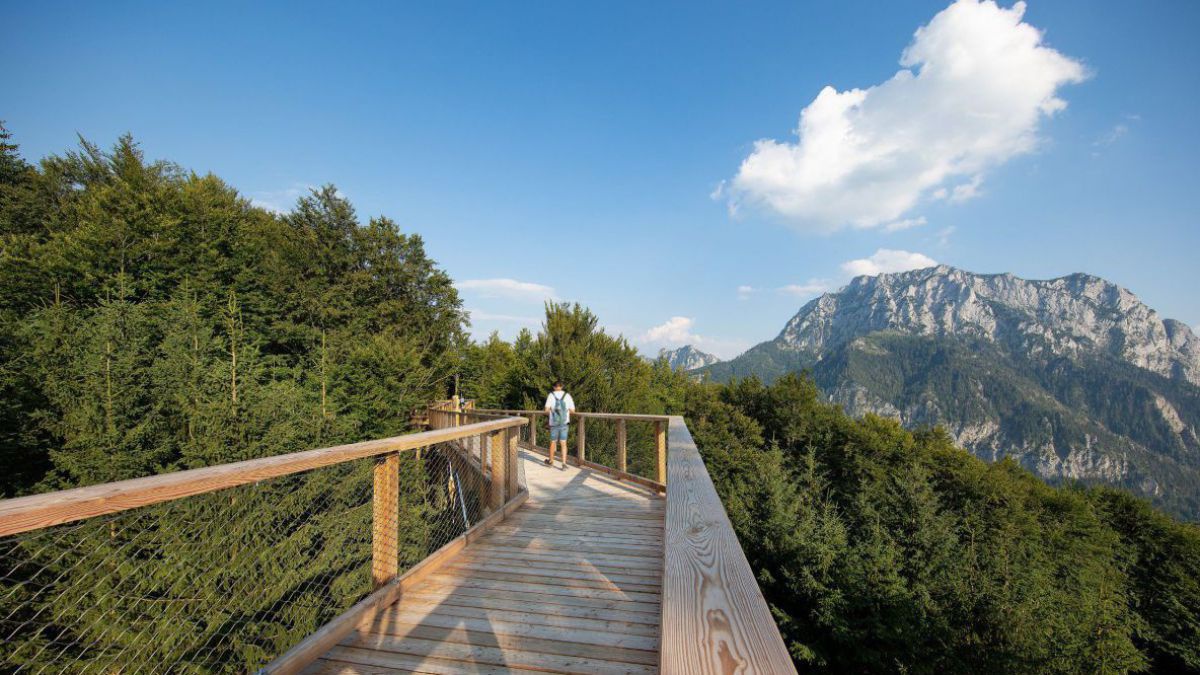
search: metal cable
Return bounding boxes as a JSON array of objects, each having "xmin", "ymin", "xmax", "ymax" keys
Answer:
[{"xmin": 0, "ymin": 438, "xmax": 507, "ymax": 674}]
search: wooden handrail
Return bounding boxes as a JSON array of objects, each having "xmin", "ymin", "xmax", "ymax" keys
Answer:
[
  {"xmin": 432, "ymin": 403, "xmax": 792, "ymax": 670},
  {"xmin": 660, "ymin": 416, "xmax": 795, "ymax": 673},
  {"xmin": 0, "ymin": 416, "xmax": 528, "ymax": 537},
  {"xmin": 467, "ymin": 406, "xmax": 670, "ymax": 487},
  {"xmin": 469, "ymin": 407, "xmax": 671, "ymax": 422}
]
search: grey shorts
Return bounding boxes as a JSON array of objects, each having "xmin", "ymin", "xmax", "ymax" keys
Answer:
[{"xmin": 549, "ymin": 424, "xmax": 568, "ymax": 441}]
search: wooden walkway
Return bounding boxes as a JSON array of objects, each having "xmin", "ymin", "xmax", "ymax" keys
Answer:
[{"xmin": 305, "ymin": 449, "xmax": 665, "ymax": 674}]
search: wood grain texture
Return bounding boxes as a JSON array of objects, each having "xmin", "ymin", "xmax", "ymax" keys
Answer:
[
  {"xmin": 309, "ymin": 449, "xmax": 666, "ymax": 674},
  {"xmin": 518, "ymin": 440, "xmax": 666, "ymax": 494},
  {"xmin": 0, "ymin": 416, "xmax": 528, "ymax": 537},
  {"xmin": 660, "ymin": 417, "xmax": 795, "ymax": 674},
  {"xmin": 471, "ymin": 408, "xmax": 670, "ymax": 423},
  {"xmin": 488, "ymin": 429, "xmax": 506, "ymax": 510},
  {"xmin": 577, "ymin": 416, "xmax": 587, "ymax": 464},
  {"xmin": 266, "ymin": 489, "xmax": 529, "ymax": 674},
  {"xmin": 655, "ymin": 421, "xmax": 667, "ymax": 485},
  {"xmin": 505, "ymin": 428, "xmax": 520, "ymax": 499},
  {"xmin": 371, "ymin": 453, "xmax": 400, "ymax": 588},
  {"xmin": 617, "ymin": 419, "xmax": 628, "ymax": 474}
]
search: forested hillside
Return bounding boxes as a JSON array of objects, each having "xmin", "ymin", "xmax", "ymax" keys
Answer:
[
  {"xmin": 0, "ymin": 127, "xmax": 465, "ymax": 497},
  {"xmin": 463, "ymin": 305, "xmax": 1200, "ymax": 674},
  {"xmin": 2, "ymin": 129, "xmax": 1198, "ymax": 673},
  {"xmin": 0, "ymin": 128, "xmax": 482, "ymax": 669},
  {"xmin": 699, "ymin": 266, "xmax": 1200, "ymax": 521}
]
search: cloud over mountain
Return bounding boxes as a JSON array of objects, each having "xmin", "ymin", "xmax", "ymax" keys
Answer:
[
  {"xmin": 641, "ymin": 316, "xmax": 748, "ymax": 359},
  {"xmin": 841, "ymin": 249, "xmax": 938, "ymax": 276},
  {"xmin": 725, "ymin": 0, "xmax": 1087, "ymax": 232}
]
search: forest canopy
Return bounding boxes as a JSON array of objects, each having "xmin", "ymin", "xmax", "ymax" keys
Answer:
[
  {"xmin": 1, "ymin": 128, "xmax": 1198, "ymax": 673},
  {"xmin": 0, "ymin": 128, "xmax": 466, "ymax": 496}
]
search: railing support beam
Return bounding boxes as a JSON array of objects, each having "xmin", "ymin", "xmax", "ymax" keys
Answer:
[
  {"xmin": 655, "ymin": 420, "xmax": 666, "ymax": 485},
  {"xmin": 371, "ymin": 451, "xmax": 400, "ymax": 589},
  {"xmin": 489, "ymin": 428, "xmax": 507, "ymax": 509},
  {"xmin": 616, "ymin": 419, "xmax": 627, "ymax": 473},
  {"xmin": 576, "ymin": 417, "xmax": 587, "ymax": 464},
  {"xmin": 506, "ymin": 428, "xmax": 520, "ymax": 499}
]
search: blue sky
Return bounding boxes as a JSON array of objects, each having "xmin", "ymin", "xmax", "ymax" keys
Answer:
[{"xmin": 4, "ymin": 0, "xmax": 1198, "ymax": 358}]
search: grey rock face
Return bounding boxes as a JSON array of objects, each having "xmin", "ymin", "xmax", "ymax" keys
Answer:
[
  {"xmin": 658, "ymin": 345, "xmax": 721, "ymax": 371},
  {"xmin": 779, "ymin": 265, "xmax": 1200, "ymax": 385},
  {"xmin": 709, "ymin": 265, "xmax": 1200, "ymax": 519}
]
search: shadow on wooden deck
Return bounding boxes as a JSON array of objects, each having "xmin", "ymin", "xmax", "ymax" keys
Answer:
[{"xmin": 305, "ymin": 450, "xmax": 665, "ymax": 674}]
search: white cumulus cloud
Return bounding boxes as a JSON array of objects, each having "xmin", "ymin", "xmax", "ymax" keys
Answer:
[
  {"xmin": 738, "ymin": 280, "xmax": 831, "ymax": 300},
  {"xmin": 643, "ymin": 316, "xmax": 699, "ymax": 345},
  {"xmin": 726, "ymin": 0, "xmax": 1087, "ymax": 232},
  {"xmin": 841, "ymin": 249, "xmax": 939, "ymax": 276},
  {"xmin": 640, "ymin": 317, "xmax": 748, "ymax": 359},
  {"xmin": 456, "ymin": 278, "xmax": 556, "ymax": 300},
  {"xmin": 882, "ymin": 216, "xmax": 928, "ymax": 232}
]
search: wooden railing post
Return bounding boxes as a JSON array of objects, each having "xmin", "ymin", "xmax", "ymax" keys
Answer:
[
  {"xmin": 576, "ymin": 416, "xmax": 586, "ymax": 465},
  {"xmin": 616, "ymin": 419, "xmax": 627, "ymax": 473},
  {"xmin": 476, "ymin": 433, "xmax": 490, "ymax": 507},
  {"xmin": 506, "ymin": 427, "xmax": 519, "ymax": 499},
  {"xmin": 372, "ymin": 451, "xmax": 400, "ymax": 589},
  {"xmin": 655, "ymin": 420, "xmax": 666, "ymax": 485},
  {"xmin": 489, "ymin": 428, "xmax": 507, "ymax": 509},
  {"xmin": 528, "ymin": 414, "xmax": 536, "ymax": 449}
]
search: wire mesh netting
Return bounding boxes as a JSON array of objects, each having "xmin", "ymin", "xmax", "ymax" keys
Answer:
[
  {"xmin": 568, "ymin": 418, "xmax": 660, "ymax": 480},
  {"xmin": 0, "ymin": 435, "xmax": 517, "ymax": 674}
]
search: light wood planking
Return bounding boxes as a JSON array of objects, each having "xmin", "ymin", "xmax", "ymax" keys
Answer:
[
  {"xmin": 617, "ymin": 418, "xmax": 628, "ymax": 473},
  {"xmin": 577, "ymin": 416, "xmax": 587, "ymax": 464},
  {"xmin": 660, "ymin": 416, "xmax": 795, "ymax": 674},
  {"xmin": 469, "ymin": 409, "xmax": 671, "ymax": 423},
  {"xmin": 308, "ymin": 449, "xmax": 666, "ymax": 674},
  {"xmin": 266, "ymin": 492, "xmax": 529, "ymax": 674},
  {"xmin": 655, "ymin": 420, "xmax": 667, "ymax": 485},
  {"xmin": 371, "ymin": 453, "xmax": 400, "ymax": 588}
]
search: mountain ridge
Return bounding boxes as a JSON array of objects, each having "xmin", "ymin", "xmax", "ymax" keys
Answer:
[
  {"xmin": 698, "ymin": 265, "xmax": 1200, "ymax": 518},
  {"xmin": 658, "ymin": 344, "xmax": 721, "ymax": 371}
]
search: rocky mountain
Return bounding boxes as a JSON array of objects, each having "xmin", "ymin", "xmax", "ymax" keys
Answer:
[
  {"xmin": 658, "ymin": 344, "xmax": 721, "ymax": 371},
  {"xmin": 701, "ymin": 266, "xmax": 1200, "ymax": 519}
]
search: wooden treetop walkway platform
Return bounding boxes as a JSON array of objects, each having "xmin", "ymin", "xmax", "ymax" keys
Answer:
[
  {"xmin": 0, "ymin": 404, "xmax": 795, "ymax": 674},
  {"xmin": 307, "ymin": 449, "xmax": 666, "ymax": 674}
]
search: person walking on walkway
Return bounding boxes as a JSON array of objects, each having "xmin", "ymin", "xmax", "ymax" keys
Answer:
[{"xmin": 544, "ymin": 381, "xmax": 576, "ymax": 469}]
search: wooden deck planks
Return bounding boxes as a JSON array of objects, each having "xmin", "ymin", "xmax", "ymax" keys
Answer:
[
  {"xmin": 660, "ymin": 417, "xmax": 796, "ymax": 674},
  {"xmin": 308, "ymin": 449, "xmax": 665, "ymax": 674}
]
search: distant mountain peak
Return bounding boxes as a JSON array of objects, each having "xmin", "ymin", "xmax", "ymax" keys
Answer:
[
  {"xmin": 699, "ymin": 265, "xmax": 1200, "ymax": 518},
  {"xmin": 778, "ymin": 266, "xmax": 1200, "ymax": 385},
  {"xmin": 658, "ymin": 345, "xmax": 721, "ymax": 371}
]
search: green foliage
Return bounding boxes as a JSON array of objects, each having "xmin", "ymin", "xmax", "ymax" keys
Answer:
[
  {"xmin": 4, "ymin": 126, "xmax": 1197, "ymax": 674},
  {"xmin": 459, "ymin": 305, "xmax": 1200, "ymax": 674},
  {"xmin": 0, "ymin": 133, "xmax": 465, "ymax": 494},
  {"xmin": 458, "ymin": 331, "xmax": 520, "ymax": 408},
  {"xmin": 704, "ymin": 329, "xmax": 1200, "ymax": 521},
  {"xmin": 688, "ymin": 373, "xmax": 1199, "ymax": 674},
  {"xmin": 457, "ymin": 302, "xmax": 696, "ymax": 475},
  {"xmin": 0, "ymin": 130, "xmax": 471, "ymax": 670},
  {"xmin": 510, "ymin": 301, "xmax": 657, "ymax": 412}
]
